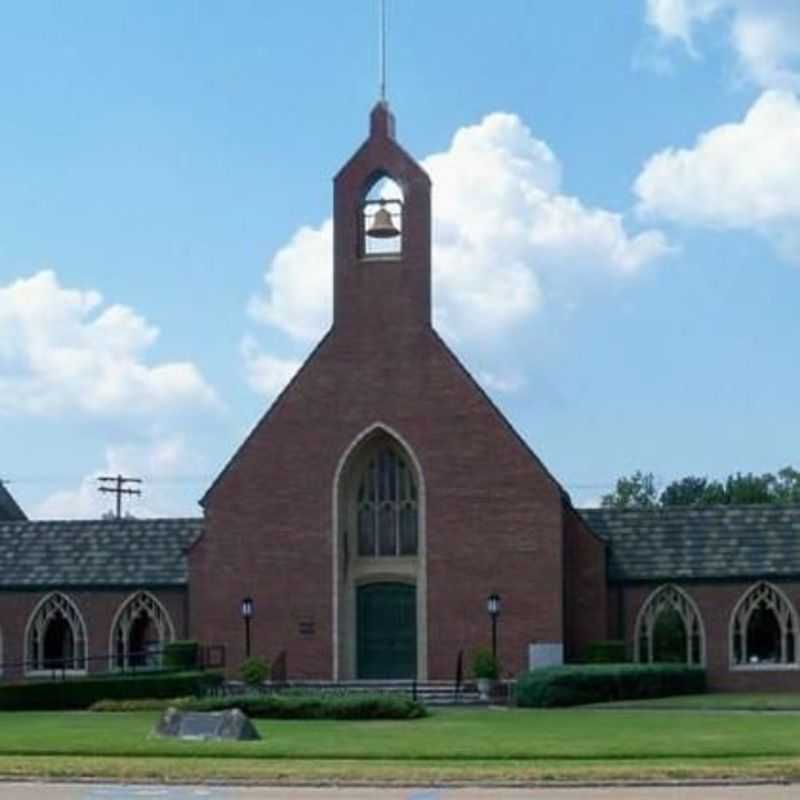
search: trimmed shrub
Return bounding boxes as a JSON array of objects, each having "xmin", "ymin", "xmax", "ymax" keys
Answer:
[
  {"xmin": 515, "ymin": 664, "xmax": 705, "ymax": 708},
  {"xmin": 240, "ymin": 656, "xmax": 270, "ymax": 686},
  {"xmin": 163, "ymin": 641, "xmax": 200, "ymax": 671},
  {"xmin": 180, "ymin": 691, "xmax": 428, "ymax": 720},
  {"xmin": 471, "ymin": 648, "xmax": 500, "ymax": 680},
  {"xmin": 89, "ymin": 697, "xmax": 190, "ymax": 712},
  {"xmin": 0, "ymin": 671, "xmax": 222, "ymax": 711},
  {"xmin": 584, "ymin": 640, "xmax": 627, "ymax": 664}
]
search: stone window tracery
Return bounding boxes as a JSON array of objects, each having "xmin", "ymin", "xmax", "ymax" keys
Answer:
[
  {"xmin": 635, "ymin": 584, "xmax": 705, "ymax": 666},
  {"xmin": 730, "ymin": 582, "xmax": 798, "ymax": 668},
  {"xmin": 357, "ymin": 447, "xmax": 417, "ymax": 557},
  {"xmin": 111, "ymin": 591, "xmax": 175, "ymax": 670},
  {"xmin": 26, "ymin": 592, "xmax": 87, "ymax": 673}
]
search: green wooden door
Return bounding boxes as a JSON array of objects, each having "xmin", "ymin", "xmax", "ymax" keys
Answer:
[{"xmin": 357, "ymin": 583, "xmax": 417, "ymax": 679}]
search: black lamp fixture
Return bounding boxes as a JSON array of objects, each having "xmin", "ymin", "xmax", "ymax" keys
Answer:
[
  {"xmin": 241, "ymin": 596, "xmax": 254, "ymax": 658},
  {"xmin": 487, "ymin": 593, "xmax": 501, "ymax": 662}
]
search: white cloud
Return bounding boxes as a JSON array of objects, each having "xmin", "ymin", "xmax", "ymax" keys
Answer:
[
  {"xmin": 0, "ymin": 270, "xmax": 219, "ymax": 416},
  {"xmin": 247, "ymin": 220, "xmax": 333, "ymax": 342},
  {"xmin": 247, "ymin": 113, "xmax": 669, "ymax": 350},
  {"xmin": 240, "ymin": 335, "xmax": 301, "ymax": 400},
  {"xmin": 646, "ymin": 0, "xmax": 726, "ymax": 49},
  {"xmin": 35, "ymin": 433, "xmax": 198, "ymax": 520},
  {"xmin": 635, "ymin": 90, "xmax": 800, "ymax": 261},
  {"xmin": 478, "ymin": 370, "xmax": 525, "ymax": 395},
  {"xmin": 645, "ymin": 0, "xmax": 800, "ymax": 90}
]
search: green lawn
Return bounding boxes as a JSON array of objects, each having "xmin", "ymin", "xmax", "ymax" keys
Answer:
[
  {"xmin": 594, "ymin": 692, "xmax": 800, "ymax": 711},
  {"xmin": 2, "ymin": 706, "xmax": 800, "ymax": 782}
]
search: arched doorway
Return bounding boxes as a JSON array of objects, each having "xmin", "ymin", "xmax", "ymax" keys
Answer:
[
  {"xmin": 110, "ymin": 591, "xmax": 175, "ymax": 670},
  {"xmin": 333, "ymin": 424, "xmax": 427, "ymax": 680},
  {"xmin": 26, "ymin": 593, "xmax": 88, "ymax": 674},
  {"xmin": 730, "ymin": 582, "xmax": 798, "ymax": 667},
  {"xmin": 635, "ymin": 585, "xmax": 705, "ymax": 666}
]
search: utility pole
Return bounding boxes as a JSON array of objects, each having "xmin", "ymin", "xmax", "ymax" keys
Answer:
[{"xmin": 98, "ymin": 474, "xmax": 142, "ymax": 519}]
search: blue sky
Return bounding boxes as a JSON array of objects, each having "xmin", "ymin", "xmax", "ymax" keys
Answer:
[{"xmin": 1, "ymin": 0, "xmax": 799, "ymax": 517}]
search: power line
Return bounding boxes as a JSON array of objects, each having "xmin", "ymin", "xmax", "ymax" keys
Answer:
[{"xmin": 97, "ymin": 474, "xmax": 142, "ymax": 520}]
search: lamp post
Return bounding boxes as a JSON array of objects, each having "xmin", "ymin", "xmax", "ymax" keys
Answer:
[
  {"xmin": 241, "ymin": 596, "xmax": 254, "ymax": 658},
  {"xmin": 487, "ymin": 593, "xmax": 501, "ymax": 664}
]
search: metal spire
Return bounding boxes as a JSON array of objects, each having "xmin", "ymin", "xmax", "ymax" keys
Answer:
[{"xmin": 380, "ymin": 0, "xmax": 388, "ymax": 102}]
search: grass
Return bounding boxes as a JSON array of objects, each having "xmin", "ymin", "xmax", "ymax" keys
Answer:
[
  {"xmin": 2, "ymin": 704, "xmax": 800, "ymax": 782},
  {"xmin": 3, "ymin": 755, "xmax": 800, "ymax": 784},
  {"xmin": 593, "ymin": 692, "xmax": 800, "ymax": 711}
]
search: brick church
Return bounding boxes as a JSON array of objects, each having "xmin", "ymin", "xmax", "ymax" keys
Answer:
[{"xmin": 2, "ymin": 103, "xmax": 800, "ymax": 691}]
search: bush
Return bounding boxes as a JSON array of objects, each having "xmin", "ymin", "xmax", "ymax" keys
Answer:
[
  {"xmin": 471, "ymin": 648, "xmax": 500, "ymax": 680},
  {"xmin": 90, "ymin": 697, "xmax": 191, "ymax": 712},
  {"xmin": 514, "ymin": 664, "xmax": 705, "ymax": 708},
  {"xmin": 584, "ymin": 640, "xmax": 627, "ymax": 664},
  {"xmin": 0, "ymin": 671, "xmax": 222, "ymax": 711},
  {"xmin": 180, "ymin": 691, "xmax": 427, "ymax": 720},
  {"xmin": 240, "ymin": 656, "xmax": 270, "ymax": 686},
  {"xmin": 163, "ymin": 641, "xmax": 199, "ymax": 670}
]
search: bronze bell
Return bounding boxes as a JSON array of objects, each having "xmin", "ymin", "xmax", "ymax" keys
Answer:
[{"xmin": 366, "ymin": 205, "xmax": 400, "ymax": 239}]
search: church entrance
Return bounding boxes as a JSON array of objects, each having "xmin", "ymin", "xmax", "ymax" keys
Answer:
[{"xmin": 357, "ymin": 582, "xmax": 416, "ymax": 679}]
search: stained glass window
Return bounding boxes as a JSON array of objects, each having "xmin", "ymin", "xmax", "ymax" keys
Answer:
[{"xmin": 357, "ymin": 447, "xmax": 418, "ymax": 558}]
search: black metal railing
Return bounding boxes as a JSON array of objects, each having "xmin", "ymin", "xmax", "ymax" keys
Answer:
[
  {"xmin": 0, "ymin": 644, "xmax": 225, "ymax": 683},
  {"xmin": 454, "ymin": 649, "xmax": 464, "ymax": 701}
]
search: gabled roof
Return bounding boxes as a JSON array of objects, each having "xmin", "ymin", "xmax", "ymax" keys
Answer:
[
  {"xmin": 0, "ymin": 482, "xmax": 26, "ymax": 521},
  {"xmin": 0, "ymin": 518, "xmax": 202, "ymax": 588},
  {"xmin": 581, "ymin": 505, "xmax": 800, "ymax": 583}
]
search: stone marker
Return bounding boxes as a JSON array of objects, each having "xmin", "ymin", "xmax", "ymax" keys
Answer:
[{"xmin": 154, "ymin": 707, "xmax": 260, "ymax": 741}]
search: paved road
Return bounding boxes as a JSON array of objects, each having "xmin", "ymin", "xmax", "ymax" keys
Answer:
[{"xmin": 0, "ymin": 783, "xmax": 798, "ymax": 800}]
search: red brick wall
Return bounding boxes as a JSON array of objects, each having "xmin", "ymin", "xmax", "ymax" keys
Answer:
[
  {"xmin": 562, "ymin": 506, "xmax": 607, "ymax": 661},
  {"xmin": 0, "ymin": 588, "xmax": 186, "ymax": 680},
  {"xmin": 620, "ymin": 580, "xmax": 800, "ymax": 691},
  {"xmin": 193, "ymin": 327, "xmax": 566, "ymax": 679}
]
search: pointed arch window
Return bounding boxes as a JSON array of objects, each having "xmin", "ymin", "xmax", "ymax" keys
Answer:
[
  {"xmin": 731, "ymin": 582, "xmax": 798, "ymax": 668},
  {"xmin": 357, "ymin": 447, "xmax": 417, "ymax": 557},
  {"xmin": 635, "ymin": 585, "xmax": 705, "ymax": 666},
  {"xmin": 26, "ymin": 593, "xmax": 87, "ymax": 674},
  {"xmin": 362, "ymin": 175, "xmax": 403, "ymax": 257},
  {"xmin": 110, "ymin": 591, "xmax": 175, "ymax": 671}
]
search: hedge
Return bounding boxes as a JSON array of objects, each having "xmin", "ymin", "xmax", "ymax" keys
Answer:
[
  {"xmin": 514, "ymin": 664, "xmax": 705, "ymax": 708},
  {"xmin": 0, "ymin": 671, "xmax": 222, "ymax": 711},
  {"xmin": 584, "ymin": 640, "xmax": 627, "ymax": 664},
  {"xmin": 90, "ymin": 697, "xmax": 190, "ymax": 712},
  {"xmin": 178, "ymin": 692, "xmax": 428, "ymax": 720},
  {"xmin": 163, "ymin": 641, "xmax": 199, "ymax": 671}
]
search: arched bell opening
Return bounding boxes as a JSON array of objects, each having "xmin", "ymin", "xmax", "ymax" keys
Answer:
[
  {"xmin": 332, "ymin": 424, "xmax": 427, "ymax": 680},
  {"xmin": 361, "ymin": 174, "xmax": 403, "ymax": 258}
]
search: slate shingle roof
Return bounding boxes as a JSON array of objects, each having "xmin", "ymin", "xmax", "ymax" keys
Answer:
[
  {"xmin": 0, "ymin": 518, "xmax": 202, "ymax": 588},
  {"xmin": 0, "ymin": 483, "xmax": 26, "ymax": 521},
  {"xmin": 581, "ymin": 505, "xmax": 800, "ymax": 583}
]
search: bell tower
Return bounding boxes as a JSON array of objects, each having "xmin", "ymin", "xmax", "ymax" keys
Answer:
[{"xmin": 332, "ymin": 102, "xmax": 432, "ymax": 333}]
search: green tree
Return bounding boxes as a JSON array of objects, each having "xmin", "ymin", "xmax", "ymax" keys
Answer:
[
  {"xmin": 601, "ymin": 471, "xmax": 659, "ymax": 509},
  {"xmin": 773, "ymin": 467, "xmax": 800, "ymax": 503},
  {"xmin": 604, "ymin": 467, "xmax": 800, "ymax": 509},
  {"xmin": 660, "ymin": 476, "xmax": 726, "ymax": 507},
  {"xmin": 722, "ymin": 472, "xmax": 773, "ymax": 504}
]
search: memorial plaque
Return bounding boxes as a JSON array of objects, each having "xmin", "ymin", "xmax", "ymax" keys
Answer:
[{"xmin": 154, "ymin": 707, "xmax": 260, "ymax": 741}]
